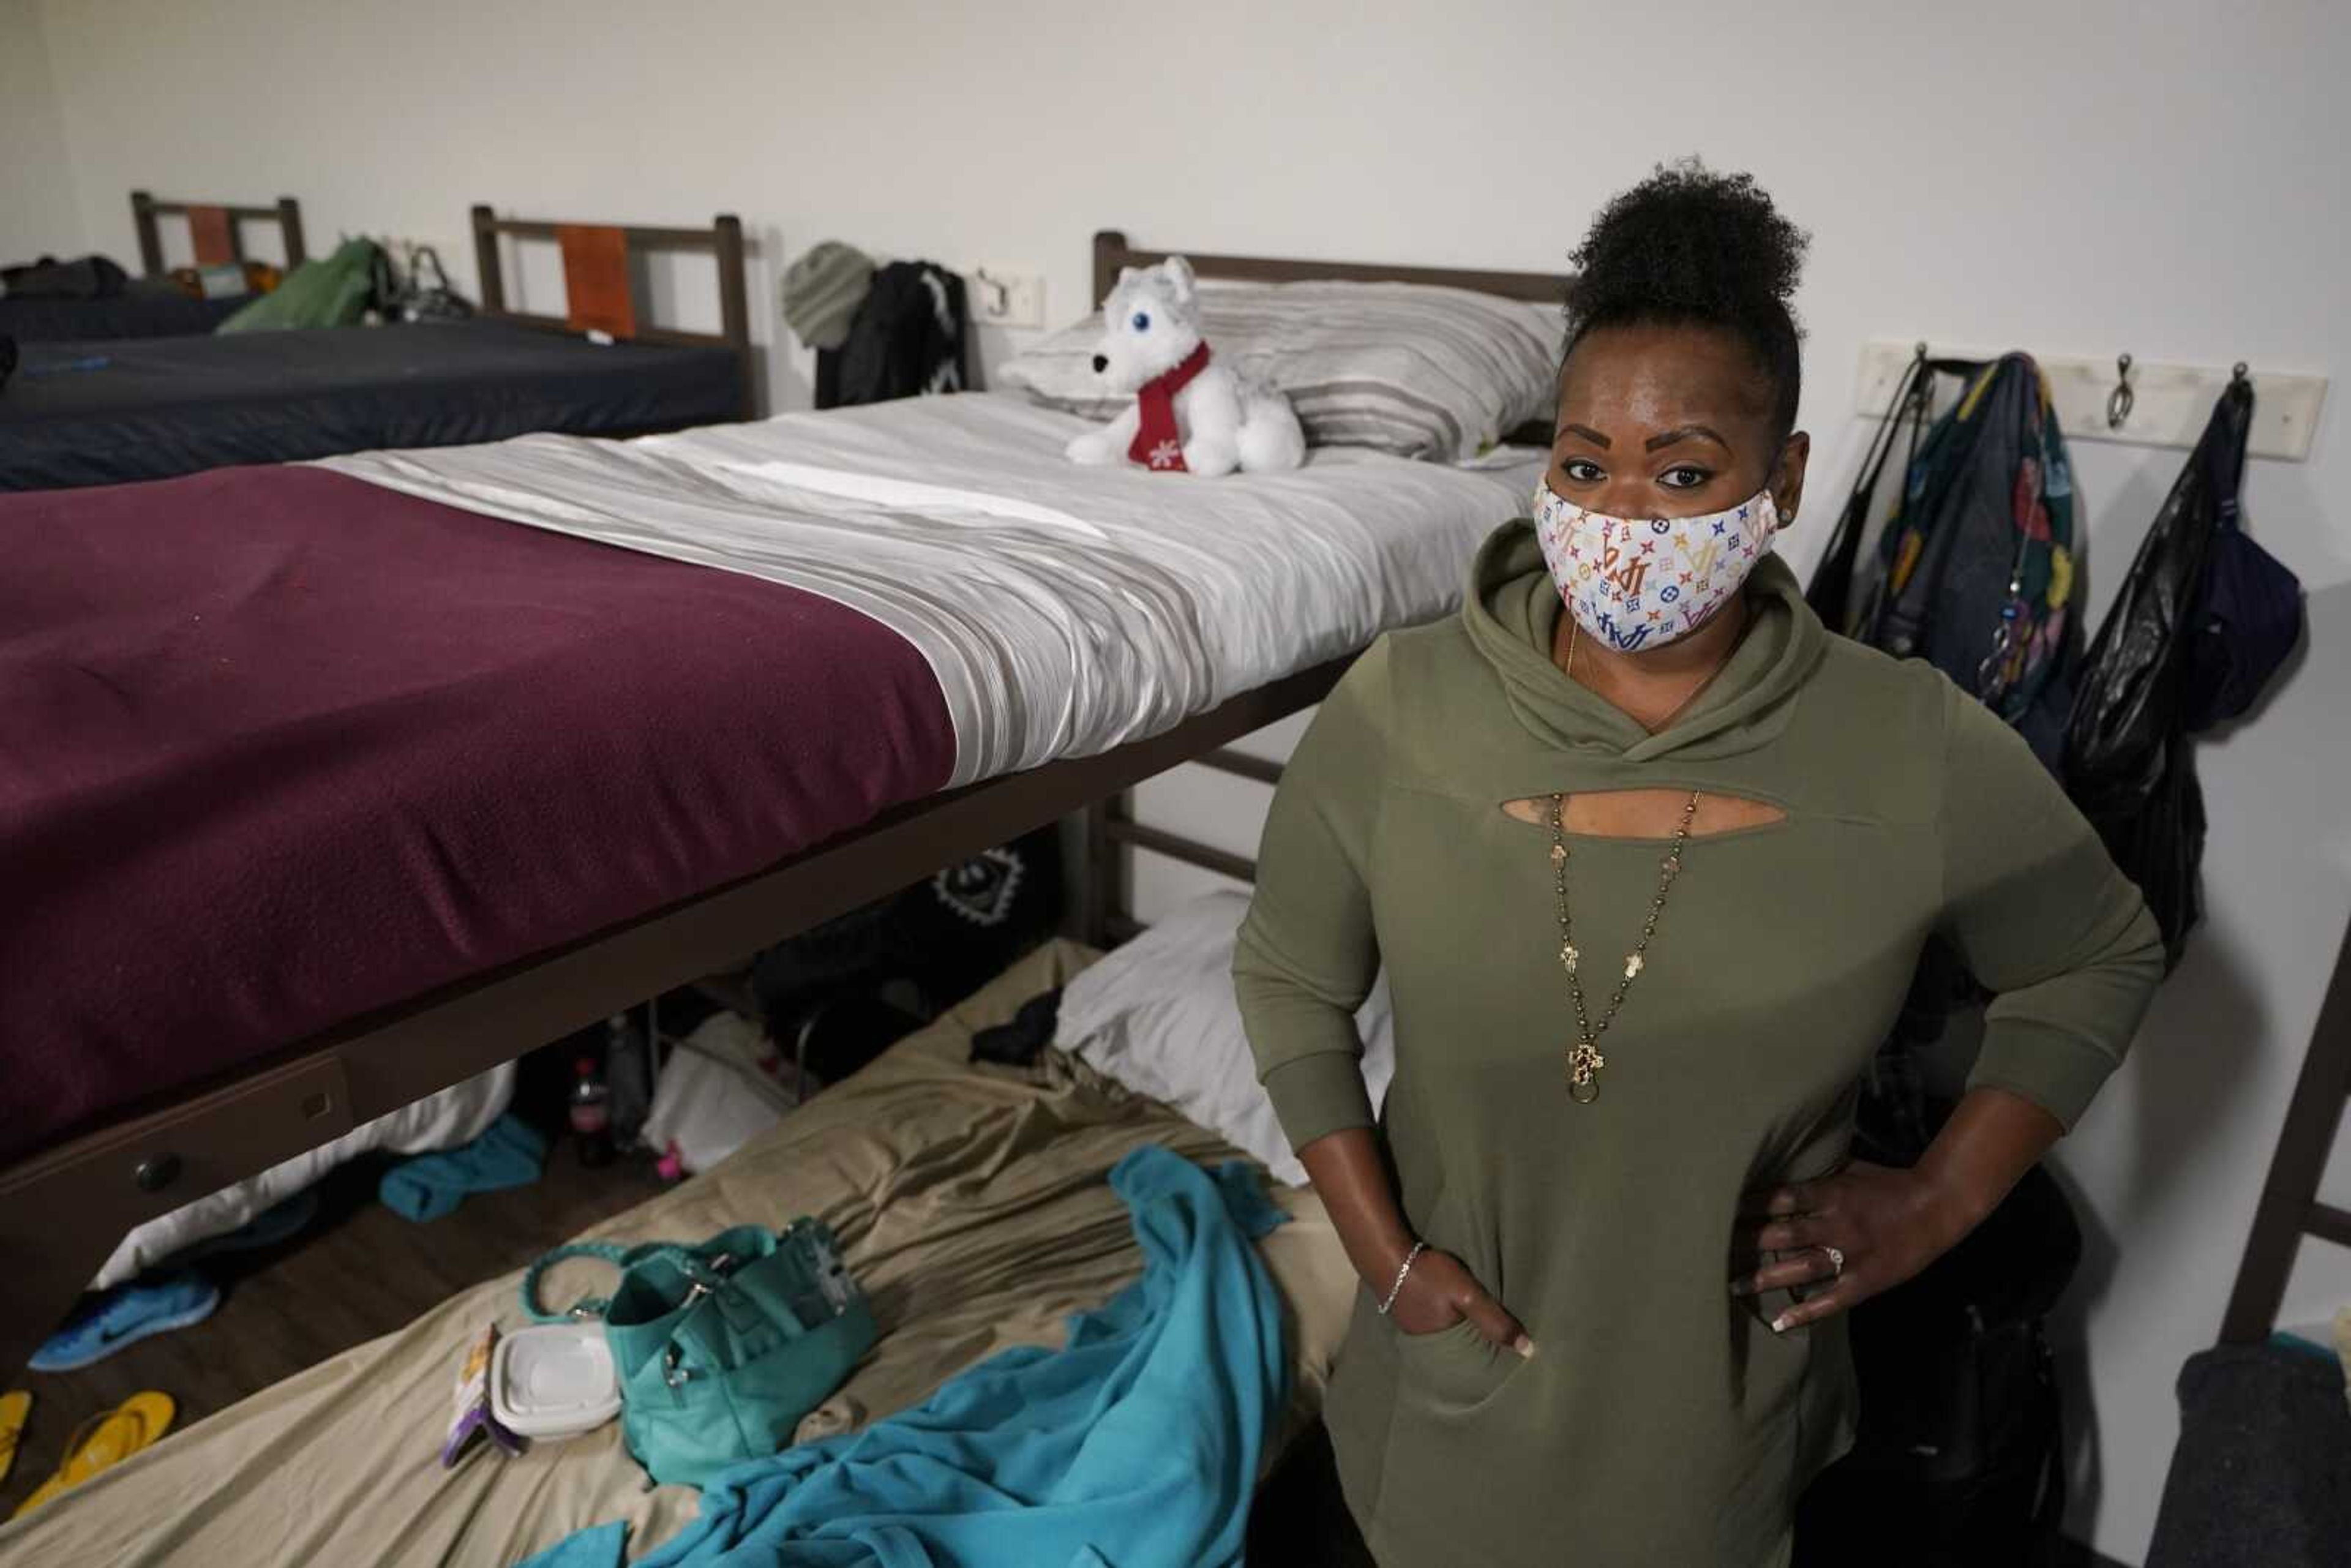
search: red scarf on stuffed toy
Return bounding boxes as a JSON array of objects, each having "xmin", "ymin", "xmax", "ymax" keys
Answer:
[{"xmin": 1127, "ymin": 342, "xmax": 1212, "ymax": 472}]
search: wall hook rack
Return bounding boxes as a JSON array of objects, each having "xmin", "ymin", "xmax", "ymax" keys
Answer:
[{"xmin": 1853, "ymin": 342, "xmax": 2328, "ymax": 462}]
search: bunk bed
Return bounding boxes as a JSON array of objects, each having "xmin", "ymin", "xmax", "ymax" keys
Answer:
[
  {"xmin": 1, "ymin": 203, "xmax": 754, "ymax": 489},
  {"xmin": 0, "ymin": 190, "xmax": 306, "ymax": 342},
  {"xmin": 0, "ymin": 227, "xmax": 1569, "ymax": 1372}
]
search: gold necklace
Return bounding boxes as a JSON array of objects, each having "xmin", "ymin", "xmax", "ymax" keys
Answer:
[
  {"xmin": 1564, "ymin": 619, "xmax": 1728, "ymax": 734},
  {"xmin": 1549, "ymin": 789, "xmax": 1699, "ymax": 1103}
]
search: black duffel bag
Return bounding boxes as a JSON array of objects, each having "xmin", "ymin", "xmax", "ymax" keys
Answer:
[
  {"xmin": 1, "ymin": 252, "xmax": 130, "ymax": 300},
  {"xmin": 1795, "ymin": 1084, "xmax": 2082, "ymax": 1568}
]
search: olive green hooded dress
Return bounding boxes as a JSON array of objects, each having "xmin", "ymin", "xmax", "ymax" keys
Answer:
[{"xmin": 1233, "ymin": 522, "xmax": 2163, "ymax": 1567}]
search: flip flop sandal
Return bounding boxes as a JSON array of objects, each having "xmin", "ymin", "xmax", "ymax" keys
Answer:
[
  {"xmin": 28, "ymin": 1272, "xmax": 220, "ymax": 1373},
  {"xmin": 10, "ymin": 1390, "xmax": 174, "ymax": 1518},
  {"xmin": 0, "ymin": 1390, "xmax": 27, "ymax": 1488}
]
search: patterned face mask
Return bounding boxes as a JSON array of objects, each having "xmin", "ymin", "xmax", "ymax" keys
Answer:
[{"xmin": 1532, "ymin": 482, "xmax": 1780, "ymax": 653}]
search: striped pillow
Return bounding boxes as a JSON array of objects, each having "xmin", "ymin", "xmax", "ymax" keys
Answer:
[{"xmin": 999, "ymin": 277, "xmax": 1564, "ymax": 462}]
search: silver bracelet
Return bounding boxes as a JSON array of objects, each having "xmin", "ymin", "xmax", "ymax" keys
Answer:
[{"xmin": 1376, "ymin": 1242, "xmax": 1427, "ymax": 1316}]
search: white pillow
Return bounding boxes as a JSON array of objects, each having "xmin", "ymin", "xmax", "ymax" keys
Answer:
[
  {"xmin": 999, "ymin": 277, "xmax": 1561, "ymax": 462},
  {"xmin": 1054, "ymin": 888, "xmax": 1392, "ymax": 1186}
]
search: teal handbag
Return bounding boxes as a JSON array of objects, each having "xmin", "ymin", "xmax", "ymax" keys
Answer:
[{"xmin": 522, "ymin": 1219, "xmax": 876, "ymax": 1488}]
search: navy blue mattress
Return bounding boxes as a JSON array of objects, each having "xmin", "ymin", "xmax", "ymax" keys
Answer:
[
  {"xmin": 0, "ymin": 320, "xmax": 743, "ymax": 491},
  {"xmin": 0, "ymin": 280, "xmax": 244, "ymax": 342}
]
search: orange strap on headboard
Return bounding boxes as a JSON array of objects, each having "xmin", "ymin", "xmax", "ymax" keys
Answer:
[
  {"xmin": 557, "ymin": 224, "xmax": 637, "ymax": 339},
  {"xmin": 187, "ymin": 206, "xmax": 236, "ymax": 268}
]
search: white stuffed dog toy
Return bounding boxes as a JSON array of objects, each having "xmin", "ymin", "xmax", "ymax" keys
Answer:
[{"xmin": 1063, "ymin": 257, "xmax": 1305, "ymax": 476}]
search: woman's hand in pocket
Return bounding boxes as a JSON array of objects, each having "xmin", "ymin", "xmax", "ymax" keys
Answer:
[
  {"xmin": 1387, "ymin": 1248, "xmax": 1533, "ymax": 1357},
  {"xmin": 1294, "ymin": 1129, "xmax": 1535, "ymax": 1359}
]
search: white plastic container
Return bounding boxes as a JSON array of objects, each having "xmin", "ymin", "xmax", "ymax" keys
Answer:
[{"xmin": 490, "ymin": 1322, "xmax": 622, "ymax": 1441}]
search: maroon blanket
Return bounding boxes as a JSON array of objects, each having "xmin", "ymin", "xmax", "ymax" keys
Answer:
[{"xmin": 0, "ymin": 468, "xmax": 958, "ymax": 1163}]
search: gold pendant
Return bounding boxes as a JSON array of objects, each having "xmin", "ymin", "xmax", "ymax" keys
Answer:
[
  {"xmin": 1566, "ymin": 1040, "xmax": 1605, "ymax": 1103},
  {"xmin": 1624, "ymin": 954, "xmax": 1644, "ymax": 979},
  {"xmin": 1559, "ymin": 942, "xmax": 1580, "ymax": 973}
]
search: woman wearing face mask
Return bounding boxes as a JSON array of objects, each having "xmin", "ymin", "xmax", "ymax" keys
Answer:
[{"xmin": 1234, "ymin": 163, "xmax": 2164, "ymax": 1567}]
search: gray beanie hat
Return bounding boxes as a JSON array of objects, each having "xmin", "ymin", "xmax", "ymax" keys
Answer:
[{"xmin": 781, "ymin": 241, "xmax": 876, "ymax": 351}]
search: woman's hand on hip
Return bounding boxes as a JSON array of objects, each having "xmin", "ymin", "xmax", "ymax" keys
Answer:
[
  {"xmin": 1730, "ymin": 1160, "xmax": 1973, "ymax": 1333},
  {"xmin": 1388, "ymin": 1248, "xmax": 1534, "ymax": 1357}
]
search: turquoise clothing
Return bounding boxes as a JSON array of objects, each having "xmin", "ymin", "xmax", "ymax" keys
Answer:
[{"xmin": 521, "ymin": 1146, "xmax": 1289, "ymax": 1568}]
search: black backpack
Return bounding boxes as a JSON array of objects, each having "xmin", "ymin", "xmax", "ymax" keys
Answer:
[
  {"xmin": 0, "ymin": 252, "xmax": 130, "ymax": 301},
  {"xmin": 1794, "ymin": 1070, "xmax": 2081, "ymax": 1568},
  {"xmin": 748, "ymin": 826, "xmax": 1061, "ymax": 1083},
  {"xmin": 817, "ymin": 260, "xmax": 969, "ymax": 410}
]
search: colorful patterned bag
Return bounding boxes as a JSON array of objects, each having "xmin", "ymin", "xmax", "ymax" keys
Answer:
[{"xmin": 1811, "ymin": 351, "xmax": 2083, "ymax": 769}]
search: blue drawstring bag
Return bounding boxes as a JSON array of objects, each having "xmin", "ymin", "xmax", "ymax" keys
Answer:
[{"xmin": 2179, "ymin": 396, "xmax": 2304, "ymax": 732}]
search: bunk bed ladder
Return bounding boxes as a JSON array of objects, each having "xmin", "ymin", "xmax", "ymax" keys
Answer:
[
  {"xmin": 1078, "ymin": 747, "xmax": 1284, "ymax": 950},
  {"xmin": 2219, "ymin": 917, "xmax": 2351, "ymax": 1342}
]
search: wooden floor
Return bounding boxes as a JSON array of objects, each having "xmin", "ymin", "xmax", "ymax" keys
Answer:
[{"xmin": 0, "ymin": 1140, "xmax": 666, "ymax": 1521}]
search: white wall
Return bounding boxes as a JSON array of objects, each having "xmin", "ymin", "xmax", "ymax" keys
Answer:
[
  {"xmin": 0, "ymin": 0, "xmax": 83, "ymax": 257},
  {"xmin": 28, "ymin": 1, "xmax": 2351, "ymax": 1560}
]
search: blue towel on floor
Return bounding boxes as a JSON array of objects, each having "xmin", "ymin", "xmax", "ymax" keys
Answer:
[
  {"xmin": 378, "ymin": 1113, "xmax": 546, "ymax": 1221},
  {"xmin": 522, "ymin": 1145, "xmax": 1290, "ymax": 1568}
]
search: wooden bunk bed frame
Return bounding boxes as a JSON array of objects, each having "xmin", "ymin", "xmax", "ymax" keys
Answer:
[
  {"xmin": 130, "ymin": 189, "xmax": 308, "ymax": 275},
  {"xmin": 0, "ymin": 230, "xmax": 1567, "ymax": 1371},
  {"xmin": 122, "ymin": 192, "xmax": 754, "ymax": 418},
  {"xmin": 2221, "ymin": 917, "xmax": 2351, "ymax": 1341},
  {"xmin": 468, "ymin": 203, "xmax": 759, "ymax": 421}
]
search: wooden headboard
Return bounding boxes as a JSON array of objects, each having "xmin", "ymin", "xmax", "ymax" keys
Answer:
[
  {"xmin": 1091, "ymin": 228, "xmax": 1568, "ymax": 312},
  {"xmin": 130, "ymin": 190, "xmax": 307, "ymax": 276},
  {"xmin": 468, "ymin": 205, "xmax": 757, "ymax": 419}
]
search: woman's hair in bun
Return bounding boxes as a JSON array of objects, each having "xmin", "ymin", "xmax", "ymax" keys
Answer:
[{"xmin": 1563, "ymin": 159, "xmax": 1810, "ymax": 440}]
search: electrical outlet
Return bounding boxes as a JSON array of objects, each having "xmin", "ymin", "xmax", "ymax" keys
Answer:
[{"xmin": 970, "ymin": 268, "xmax": 1045, "ymax": 331}]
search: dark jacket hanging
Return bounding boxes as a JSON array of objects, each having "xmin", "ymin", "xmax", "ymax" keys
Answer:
[
  {"xmin": 815, "ymin": 261, "xmax": 968, "ymax": 410},
  {"xmin": 2064, "ymin": 377, "xmax": 2301, "ymax": 970}
]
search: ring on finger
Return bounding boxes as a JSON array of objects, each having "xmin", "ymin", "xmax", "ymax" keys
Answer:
[{"xmin": 1821, "ymin": 1244, "xmax": 1845, "ymax": 1279}]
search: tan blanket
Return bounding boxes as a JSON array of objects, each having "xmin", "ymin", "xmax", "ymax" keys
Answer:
[{"xmin": 0, "ymin": 943, "xmax": 1352, "ymax": 1567}]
